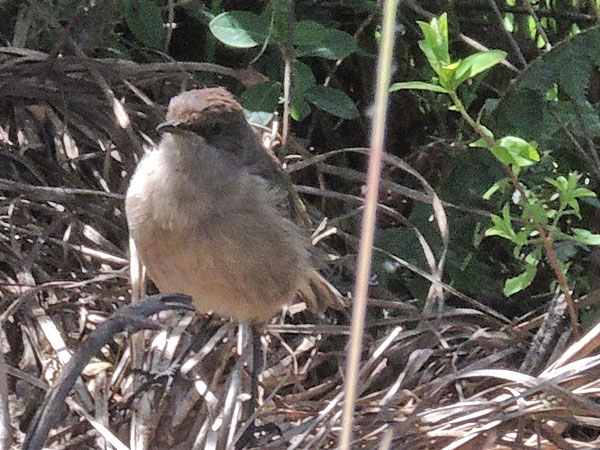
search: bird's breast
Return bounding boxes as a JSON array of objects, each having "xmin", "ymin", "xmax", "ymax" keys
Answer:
[{"xmin": 125, "ymin": 141, "xmax": 313, "ymax": 321}]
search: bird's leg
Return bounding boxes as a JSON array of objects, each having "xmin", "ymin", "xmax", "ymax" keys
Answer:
[
  {"xmin": 249, "ymin": 325, "xmax": 261, "ymax": 417},
  {"xmin": 234, "ymin": 324, "xmax": 263, "ymax": 449}
]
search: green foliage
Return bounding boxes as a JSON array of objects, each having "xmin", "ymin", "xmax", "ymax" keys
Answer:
[
  {"xmin": 339, "ymin": 0, "xmax": 378, "ymax": 14},
  {"xmin": 417, "ymin": 13, "xmax": 451, "ymax": 75},
  {"xmin": 294, "ymin": 22, "xmax": 356, "ymax": 59},
  {"xmin": 240, "ymin": 82, "xmax": 282, "ymax": 112},
  {"xmin": 209, "ymin": 11, "xmax": 269, "ymax": 48},
  {"xmin": 392, "ymin": 14, "xmax": 600, "ymax": 301},
  {"xmin": 4, "ymin": 1, "xmax": 359, "ymax": 123},
  {"xmin": 572, "ymin": 228, "xmax": 600, "ymax": 246},
  {"xmin": 545, "ymin": 174, "xmax": 596, "ymax": 220},
  {"xmin": 503, "ymin": 249, "xmax": 541, "ymax": 296},
  {"xmin": 485, "ymin": 173, "xmax": 599, "ymax": 250},
  {"xmin": 17, "ymin": 1, "xmax": 599, "ymax": 314},
  {"xmin": 482, "ymin": 150, "xmax": 600, "ymax": 297},
  {"xmin": 492, "ymin": 26, "xmax": 600, "ymax": 156},
  {"xmin": 122, "ymin": 0, "xmax": 166, "ymax": 49},
  {"xmin": 304, "ymin": 85, "xmax": 359, "ymax": 120},
  {"xmin": 390, "ymin": 81, "xmax": 448, "ymax": 94},
  {"xmin": 486, "ymin": 204, "xmax": 526, "ymax": 245},
  {"xmin": 207, "ymin": 8, "xmax": 358, "ymax": 120},
  {"xmin": 374, "ymin": 192, "xmax": 502, "ymax": 299},
  {"xmin": 391, "ymin": 14, "xmax": 507, "ymax": 93},
  {"xmin": 289, "ymin": 61, "xmax": 316, "ymax": 120},
  {"xmin": 484, "ymin": 171, "xmax": 600, "ymax": 296},
  {"xmin": 489, "ymin": 137, "xmax": 540, "ymax": 173}
]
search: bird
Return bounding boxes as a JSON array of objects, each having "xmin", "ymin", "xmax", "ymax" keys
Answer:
[{"xmin": 125, "ymin": 87, "xmax": 340, "ymax": 323}]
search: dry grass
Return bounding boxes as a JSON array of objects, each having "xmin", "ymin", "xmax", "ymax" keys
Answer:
[{"xmin": 2, "ymin": 45, "xmax": 600, "ymax": 450}]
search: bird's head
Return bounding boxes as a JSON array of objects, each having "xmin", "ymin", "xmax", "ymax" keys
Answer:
[
  {"xmin": 157, "ymin": 87, "xmax": 257, "ymax": 154},
  {"xmin": 157, "ymin": 87, "xmax": 280, "ymax": 182}
]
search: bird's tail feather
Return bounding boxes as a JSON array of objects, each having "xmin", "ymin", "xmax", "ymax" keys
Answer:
[{"xmin": 297, "ymin": 269, "xmax": 347, "ymax": 312}]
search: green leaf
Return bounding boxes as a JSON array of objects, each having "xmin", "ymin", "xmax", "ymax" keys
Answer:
[
  {"xmin": 573, "ymin": 187, "xmax": 596, "ymax": 198},
  {"xmin": 544, "ymin": 208, "xmax": 558, "ymax": 220},
  {"xmin": 294, "ymin": 21, "xmax": 326, "ymax": 46},
  {"xmin": 470, "ymin": 137, "xmax": 489, "ymax": 148},
  {"xmin": 482, "ymin": 178, "xmax": 509, "ymax": 200},
  {"xmin": 489, "ymin": 145, "xmax": 514, "ymax": 165},
  {"xmin": 546, "ymin": 83, "xmax": 559, "ymax": 101},
  {"xmin": 290, "ymin": 96, "xmax": 311, "ymax": 121},
  {"xmin": 417, "ymin": 13, "xmax": 450, "ymax": 66},
  {"xmin": 523, "ymin": 202, "xmax": 549, "ymax": 226},
  {"xmin": 469, "ymin": 124, "xmax": 495, "ymax": 148},
  {"xmin": 245, "ymin": 111, "xmax": 274, "ymax": 127},
  {"xmin": 485, "ymin": 204, "xmax": 517, "ymax": 242},
  {"xmin": 266, "ymin": 0, "xmax": 288, "ymax": 44},
  {"xmin": 305, "ymin": 85, "xmax": 359, "ymax": 119},
  {"xmin": 289, "ymin": 61, "xmax": 316, "ymax": 119},
  {"xmin": 290, "ymin": 61, "xmax": 314, "ymax": 121},
  {"xmin": 493, "ymin": 27, "xmax": 600, "ymax": 148},
  {"xmin": 418, "ymin": 40, "xmax": 443, "ymax": 78},
  {"xmin": 546, "ymin": 173, "xmax": 595, "ymax": 218},
  {"xmin": 499, "ymin": 136, "xmax": 539, "ymax": 164},
  {"xmin": 209, "ymin": 11, "xmax": 268, "ymax": 48},
  {"xmin": 416, "ymin": 14, "xmax": 453, "ymax": 86},
  {"xmin": 503, "ymin": 257, "xmax": 538, "ymax": 296},
  {"xmin": 122, "ymin": 0, "xmax": 166, "ymax": 49},
  {"xmin": 389, "ymin": 81, "xmax": 448, "ymax": 93},
  {"xmin": 241, "ymin": 81, "xmax": 282, "ymax": 112},
  {"xmin": 295, "ymin": 28, "xmax": 356, "ymax": 59},
  {"xmin": 572, "ymin": 228, "xmax": 600, "ymax": 245},
  {"xmin": 453, "ymin": 50, "xmax": 507, "ymax": 87},
  {"xmin": 545, "ymin": 176, "xmax": 566, "ymax": 190},
  {"xmin": 491, "ymin": 136, "xmax": 539, "ymax": 167},
  {"xmin": 513, "ymin": 228, "xmax": 532, "ymax": 247},
  {"xmin": 293, "ymin": 61, "xmax": 316, "ymax": 93}
]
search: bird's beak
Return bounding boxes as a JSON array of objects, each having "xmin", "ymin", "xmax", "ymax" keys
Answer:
[{"xmin": 156, "ymin": 119, "xmax": 182, "ymax": 133}]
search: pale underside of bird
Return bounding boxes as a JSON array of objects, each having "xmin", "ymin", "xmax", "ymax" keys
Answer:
[{"xmin": 125, "ymin": 87, "xmax": 340, "ymax": 322}]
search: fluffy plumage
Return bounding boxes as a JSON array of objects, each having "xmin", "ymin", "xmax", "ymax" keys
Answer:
[{"xmin": 125, "ymin": 87, "xmax": 340, "ymax": 321}]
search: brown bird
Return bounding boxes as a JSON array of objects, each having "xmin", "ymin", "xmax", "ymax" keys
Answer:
[{"xmin": 125, "ymin": 87, "xmax": 339, "ymax": 322}]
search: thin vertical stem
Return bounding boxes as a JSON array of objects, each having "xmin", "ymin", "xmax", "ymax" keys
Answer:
[
  {"xmin": 281, "ymin": 0, "xmax": 294, "ymax": 151},
  {"xmin": 339, "ymin": 1, "xmax": 400, "ymax": 448}
]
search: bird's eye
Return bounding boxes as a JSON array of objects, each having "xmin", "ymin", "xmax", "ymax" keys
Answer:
[
  {"xmin": 210, "ymin": 122, "xmax": 223, "ymax": 135},
  {"xmin": 186, "ymin": 124, "xmax": 204, "ymax": 136}
]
